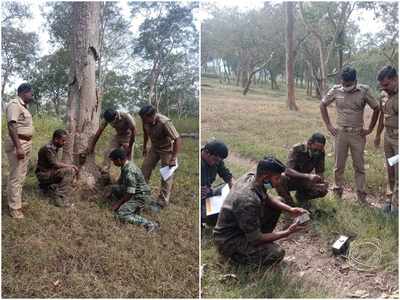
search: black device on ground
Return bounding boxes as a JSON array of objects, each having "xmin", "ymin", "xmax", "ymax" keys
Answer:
[{"xmin": 332, "ymin": 235, "xmax": 350, "ymax": 255}]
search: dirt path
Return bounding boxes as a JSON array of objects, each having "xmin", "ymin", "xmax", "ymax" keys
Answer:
[{"xmin": 227, "ymin": 151, "xmax": 399, "ymax": 298}]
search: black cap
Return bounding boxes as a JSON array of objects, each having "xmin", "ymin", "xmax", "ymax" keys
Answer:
[
  {"xmin": 204, "ymin": 140, "xmax": 229, "ymax": 159},
  {"xmin": 17, "ymin": 83, "xmax": 32, "ymax": 94},
  {"xmin": 257, "ymin": 155, "xmax": 286, "ymax": 176}
]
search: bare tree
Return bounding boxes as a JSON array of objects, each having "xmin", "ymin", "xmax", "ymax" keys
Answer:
[{"xmin": 285, "ymin": 2, "xmax": 298, "ymax": 110}]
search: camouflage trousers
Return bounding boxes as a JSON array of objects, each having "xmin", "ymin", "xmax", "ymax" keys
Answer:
[
  {"xmin": 216, "ymin": 205, "xmax": 285, "ymax": 266},
  {"xmin": 36, "ymin": 167, "xmax": 75, "ymax": 199},
  {"xmin": 275, "ymin": 174, "xmax": 328, "ymax": 206},
  {"xmin": 111, "ymin": 185, "xmax": 158, "ymax": 227},
  {"xmin": 384, "ymin": 129, "xmax": 398, "ymax": 208}
]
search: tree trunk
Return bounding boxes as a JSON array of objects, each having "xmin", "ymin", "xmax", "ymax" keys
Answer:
[
  {"xmin": 63, "ymin": 2, "xmax": 102, "ymax": 187},
  {"xmin": 285, "ymin": 2, "xmax": 298, "ymax": 111}
]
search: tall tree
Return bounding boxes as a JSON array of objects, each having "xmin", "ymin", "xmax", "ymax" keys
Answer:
[
  {"xmin": 62, "ymin": 2, "xmax": 102, "ymax": 186},
  {"xmin": 285, "ymin": 2, "xmax": 297, "ymax": 110}
]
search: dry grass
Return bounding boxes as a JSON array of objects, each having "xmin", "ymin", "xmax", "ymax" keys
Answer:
[
  {"xmin": 201, "ymin": 78, "xmax": 398, "ymax": 298},
  {"xmin": 2, "ymin": 115, "xmax": 199, "ymax": 298}
]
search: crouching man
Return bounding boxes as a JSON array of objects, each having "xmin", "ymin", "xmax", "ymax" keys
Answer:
[
  {"xmin": 36, "ymin": 129, "xmax": 78, "ymax": 208},
  {"xmin": 108, "ymin": 148, "xmax": 160, "ymax": 233},
  {"xmin": 213, "ymin": 156, "xmax": 308, "ymax": 266}
]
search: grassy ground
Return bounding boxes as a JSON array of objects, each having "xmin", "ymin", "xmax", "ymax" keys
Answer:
[
  {"xmin": 201, "ymin": 77, "xmax": 398, "ymax": 298},
  {"xmin": 2, "ymin": 114, "xmax": 199, "ymax": 298}
]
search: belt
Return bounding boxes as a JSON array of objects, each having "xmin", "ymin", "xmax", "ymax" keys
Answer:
[
  {"xmin": 18, "ymin": 134, "xmax": 32, "ymax": 141},
  {"xmin": 339, "ymin": 126, "xmax": 362, "ymax": 133}
]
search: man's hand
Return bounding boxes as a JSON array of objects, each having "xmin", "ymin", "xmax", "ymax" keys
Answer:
[
  {"xmin": 374, "ymin": 136, "xmax": 381, "ymax": 148},
  {"xmin": 142, "ymin": 148, "xmax": 148, "ymax": 157},
  {"xmin": 169, "ymin": 156, "xmax": 177, "ymax": 167},
  {"xmin": 290, "ymin": 207, "xmax": 309, "ymax": 217},
  {"xmin": 286, "ymin": 219, "xmax": 305, "ymax": 234},
  {"xmin": 360, "ymin": 128, "xmax": 372, "ymax": 137},
  {"xmin": 228, "ymin": 178, "xmax": 235, "ymax": 188},
  {"xmin": 16, "ymin": 148, "xmax": 25, "ymax": 160},
  {"xmin": 308, "ymin": 174, "xmax": 322, "ymax": 183},
  {"xmin": 328, "ymin": 125, "xmax": 337, "ymax": 137},
  {"xmin": 201, "ymin": 186, "xmax": 211, "ymax": 199},
  {"xmin": 70, "ymin": 165, "xmax": 79, "ymax": 173}
]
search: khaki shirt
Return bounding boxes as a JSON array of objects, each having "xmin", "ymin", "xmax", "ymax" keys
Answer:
[
  {"xmin": 143, "ymin": 113, "xmax": 180, "ymax": 153},
  {"xmin": 322, "ymin": 84, "xmax": 379, "ymax": 128},
  {"xmin": 6, "ymin": 98, "xmax": 34, "ymax": 136},
  {"xmin": 287, "ymin": 143, "xmax": 325, "ymax": 175},
  {"xmin": 101, "ymin": 111, "xmax": 136, "ymax": 137},
  {"xmin": 380, "ymin": 91, "xmax": 398, "ymax": 130},
  {"xmin": 213, "ymin": 171, "xmax": 271, "ymax": 255}
]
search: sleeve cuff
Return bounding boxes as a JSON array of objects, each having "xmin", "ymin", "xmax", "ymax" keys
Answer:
[{"xmin": 126, "ymin": 187, "xmax": 136, "ymax": 194}]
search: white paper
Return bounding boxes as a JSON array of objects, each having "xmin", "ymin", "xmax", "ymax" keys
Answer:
[
  {"xmin": 205, "ymin": 184, "xmax": 230, "ymax": 216},
  {"xmin": 388, "ymin": 154, "xmax": 399, "ymax": 167},
  {"xmin": 160, "ymin": 161, "xmax": 178, "ymax": 181}
]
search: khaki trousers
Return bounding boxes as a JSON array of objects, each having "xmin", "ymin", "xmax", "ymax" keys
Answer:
[
  {"xmin": 5, "ymin": 138, "xmax": 32, "ymax": 210},
  {"xmin": 333, "ymin": 129, "xmax": 366, "ymax": 200},
  {"xmin": 141, "ymin": 148, "xmax": 173, "ymax": 206},
  {"xmin": 384, "ymin": 129, "xmax": 398, "ymax": 208}
]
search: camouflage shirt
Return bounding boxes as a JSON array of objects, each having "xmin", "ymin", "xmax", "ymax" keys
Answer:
[
  {"xmin": 213, "ymin": 171, "xmax": 270, "ymax": 255},
  {"xmin": 118, "ymin": 161, "xmax": 151, "ymax": 197},
  {"xmin": 287, "ymin": 143, "xmax": 325, "ymax": 175},
  {"xmin": 143, "ymin": 113, "xmax": 180, "ymax": 153},
  {"xmin": 35, "ymin": 142, "xmax": 59, "ymax": 174},
  {"xmin": 201, "ymin": 155, "xmax": 232, "ymax": 187}
]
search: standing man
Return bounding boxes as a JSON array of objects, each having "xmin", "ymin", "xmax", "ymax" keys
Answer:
[
  {"xmin": 374, "ymin": 66, "xmax": 398, "ymax": 212},
  {"xmin": 36, "ymin": 129, "xmax": 79, "ymax": 208},
  {"xmin": 213, "ymin": 156, "xmax": 307, "ymax": 266},
  {"xmin": 276, "ymin": 133, "xmax": 329, "ymax": 207},
  {"xmin": 88, "ymin": 108, "xmax": 136, "ymax": 174},
  {"xmin": 320, "ymin": 66, "xmax": 380, "ymax": 203},
  {"xmin": 108, "ymin": 148, "xmax": 160, "ymax": 233},
  {"xmin": 201, "ymin": 140, "xmax": 233, "ymax": 222},
  {"xmin": 139, "ymin": 105, "xmax": 181, "ymax": 208},
  {"xmin": 5, "ymin": 83, "xmax": 35, "ymax": 219}
]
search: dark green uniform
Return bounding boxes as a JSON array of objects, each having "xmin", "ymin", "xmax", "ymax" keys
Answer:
[
  {"xmin": 275, "ymin": 143, "xmax": 328, "ymax": 206},
  {"xmin": 36, "ymin": 142, "xmax": 75, "ymax": 204},
  {"xmin": 213, "ymin": 171, "xmax": 285, "ymax": 266},
  {"xmin": 111, "ymin": 161, "xmax": 158, "ymax": 227},
  {"xmin": 201, "ymin": 157, "xmax": 232, "ymax": 220}
]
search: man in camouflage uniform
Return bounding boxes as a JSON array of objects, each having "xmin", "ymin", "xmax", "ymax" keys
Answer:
[
  {"xmin": 108, "ymin": 148, "xmax": 160, "ymax": 232},
  {"xmin": 374, "ymin": 66, "xmax": 398, "ymax": 212},
  {"xmin": 201, "ymin": 140, "xmax": 233, "ymax": 223},
  {"xmin": 320, "ymin": 66, "xmax": 380, "ymax": 203},
  {"xmin": 139, "ymin": 105, "xmax": 182, "ymax": 208},
  {"xmin": 214, "ymin": 156, "xmax": 308, "ymax": 266},
  {"xmin": 36, "ymin": 129, "xmax": 79, "ymax": 208},
  {"xmin": 5, "ymin": 83, "xmax": 35, "ymax": 219},
  {"xmin": 88, "ymin": 108, "xmax": 137, "ymax": 174},
  {"xmin": 275, "ymin": 133, "xmax": 328, "ymax": 207}
]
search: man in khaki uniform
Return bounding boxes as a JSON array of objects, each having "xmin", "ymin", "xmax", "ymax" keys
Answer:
[
  {"xmin": 214, "ymin": 156, "xmax": 307, "ymax": 266},
  {"xmin": 320, "ymin": 66, "xmax": 380, "ymax": 203},
  {"xmin": 88, "ymin": 108, "xmax": 136, "ymax": 174},
  {"xmin": 5, "ymin": 83, "xmax": 35, "ymax": 219},
  {"xmin": 139, "ymin": 105, "xmax": 182, "ymax": 208},
  {"xmin": 374, "ymin": 66, "xmax": 398, "ymax": 212},
  {"xmin": 36, "ymin": 129, "xmax": 79, "ymax": 208}
]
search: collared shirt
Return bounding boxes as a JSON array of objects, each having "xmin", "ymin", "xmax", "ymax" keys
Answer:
[
  {"xmin": 380, "ymin": 90, "xmax": 398, "ymax": 130},
  {"xmin": 213, "ymin": 171, "xmax": 271, "ymax": 254},
  {"xmin": 201, "ymin": 156, "xmax": 232, "ymax": 188},
  {"xmin": 287, "ymin": 142, "xmax": 325, "ymax": 175},
  {"xmin": 118, "ymin": 161, "xmax": 151, "ymax": 196},
  {"xmin": 6, "ymin": 97, "xmax": 34, "ymax": 136},
  {"xmin": 143, "ymin": 113, "xmax": 180, "ymax": 153},
  {"xmin": 101, "ymin": 111, "xmax": 136, "ymax": 137},
  {"xmin": 322, "ymin": 84, "xmax": 379, "ymax": 128},
  {"xmin": 36, "ymin": 142, "xmax": 59, "ymax": 174}
]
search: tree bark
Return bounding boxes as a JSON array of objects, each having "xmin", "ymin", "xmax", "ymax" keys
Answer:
[
  {"xmin": 63, "ymin": 2, "xmax": 102, "ymax": 187},
  {"xmin": 285, "ymin": 2, "xmax": 298, "ymax": 111}
]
